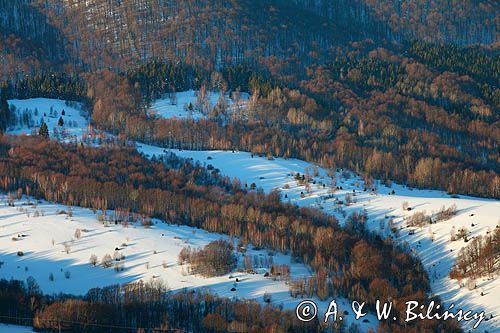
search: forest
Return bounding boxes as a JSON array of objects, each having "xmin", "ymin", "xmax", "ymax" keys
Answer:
[
  {"xmin": 0, "ymin": 2, "xmax": 498, "ymax": 200},
  {"xmin": 1, "ymin": 0, "xmax": 496, "ymax": 78}
]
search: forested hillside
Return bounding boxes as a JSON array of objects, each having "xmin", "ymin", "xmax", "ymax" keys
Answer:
[
  {"xmin": 0, "ymin": 4, "xmax": 498, "ymax": 197},
  {"xmin": 1, "ymin": 0, "xmax": 497, "ymax": 74},
  {"xmin": 8, "ymin": 44, "xmax": 493, "ymax": 197},
  {"xmin": 0, "ymin": 0, "xmax": 68, "ymax": 80},
  {"xmin": 0, "ymin": 2, "xmax": 499, "ymax": 331}
]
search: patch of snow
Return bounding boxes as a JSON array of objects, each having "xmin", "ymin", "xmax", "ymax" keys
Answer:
[
  {"xmin": 0, "ymin": 324, "xmax": 34, "ymax": 332},
  {"xmin": 149, "ymin": 90, "xmax": 249, "ymax": 121}
]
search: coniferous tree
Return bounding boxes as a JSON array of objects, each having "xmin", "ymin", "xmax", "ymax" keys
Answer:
[
  {"xmin": 39, "ymin": 122, "xmax": 49, "ymax": 139},
  {"xmin": 0, "ymin": 97, "xmax": 8, "ymax": 133},
  {"xmin": 58, "ymin": 116, "xmax": 64, "ymax": 126}
]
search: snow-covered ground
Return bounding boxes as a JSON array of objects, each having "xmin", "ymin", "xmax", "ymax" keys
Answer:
[
  {"xmin": 4, "ymin": 97, "xmax": 499, "ymax": 331},
  {"xmin": 139, "ymin": 146, "xmax": 500, "ymax": 331},
  {"xmin": 7, "ymin": 98, "xmax": 88, "ymax": 142},
  {"xmin": 0, "ymin": 195, "xmax": 304, "ymax": 297},
  {"xmin": 0, "ymin": 195, "xmax": 376, "ymax": 331},
  {"xmin": 149, "ymin": 90, "xmax": 249, "ymax": 121}
]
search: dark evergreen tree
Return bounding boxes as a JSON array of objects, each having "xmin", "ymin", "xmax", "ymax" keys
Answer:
[
  {"xmin": 58, "ymin": 116, "xmax": 64, "ymax": 126},
  {"xmin": 39, "ymin": 122, "xmax": 49, "ymax": 139},
  {"xmin": 0, "ymin": 97, "xmax": 9, "ymax": 133}
]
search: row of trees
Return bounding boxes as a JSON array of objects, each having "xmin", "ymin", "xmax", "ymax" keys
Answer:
[
  {"xmin": 0, "ymin": 73, "xmax": 88, "ymax": 103},
  {"xmin": 126, "ymin": 60, "xmax": 275, "ymax": 103},
  {"xmin": 0, "ymin": 135, "xmax": 461, "ymax": 332},
  {"xmin": 0, "ymin": 278, "xmax": 319, "ymax": 332},
  {"xmin": 122, "ymin": 116, "xmax": 499, "ymax": 198}
]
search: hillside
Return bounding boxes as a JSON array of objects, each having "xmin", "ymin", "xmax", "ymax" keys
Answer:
[
  {"xmin": 0, "ymin": 0, "xmax": 497, "ymax": 75},
  {"xmin": 292, "ymin": 0, "xmax": 498, "ymax": 45},
  {"xmin": 140, "ymin": 146, "xmax": 500, "ymax": 331},
  {"xmin": 1, "ymin": 99, "xmax": 469, "ymax": 332},
  {"xmin": 3, "ymin": 195, "xmax": 368, "ymax": 325},
  {"xmin": 0, "ymin": 1, "xmax": 499, "ymax": 332},
  {"xmin": 2, "ymin": 97, "xmax": 499, "ymax": 331}
]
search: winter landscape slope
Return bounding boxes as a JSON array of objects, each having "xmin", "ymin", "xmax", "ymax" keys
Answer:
[
  {"xmin": 3, "ymin": 97, "xmax": 378, "ymax": 331},
  {"xmin": 0, "ymin": 195, "xmax": 376, "ymax": 331},
  {"xmin": 0, "ymin": 195, "xmax": 302, "ymax": 299},
  {"xmin": 6, "ymin": 98, "xmax": 88, "ymax": 140},
  {"xmin": 4, "ymin": 97, "xmax": 500, "ymax": 331},
  {"xmin": 139, "ymin": 146, "xmax": 500, "ymax": 331}
]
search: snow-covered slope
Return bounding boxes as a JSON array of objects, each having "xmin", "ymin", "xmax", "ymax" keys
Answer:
[
  {"xmin": 0, "ymin": 195, "xmax": 304, "ymax": 297},
  {"xmin": 139, "ymin": 146, "xmax": 500, "ymax": 331},
  {"xmin": 0, "ymin": 195, "xmax": 376, "ymax": 331},
  {"xmin": 7, "ymin": 98, "xmax": 89, "ymax": 141},
  {"xmin": 149, "ymin": 90, "xmax": 249, "ymax": 121},
  {"xmin": 4, "ymin": 98, "xmax": 499, "ymax": 331}
]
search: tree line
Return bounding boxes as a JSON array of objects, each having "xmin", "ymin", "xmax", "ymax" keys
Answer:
[{"xmin": 0, "ymin": 278, "xmax": 320, "ymax": 332}]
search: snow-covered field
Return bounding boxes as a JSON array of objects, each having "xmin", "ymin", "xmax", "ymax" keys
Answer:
[
  {"xmin": 7, "ymin": 98, "xmax": 88, "ymax": 141},
  {"xmin": 4, "ymin": 97, "xmax": 499, "ymax": 331},
  {"xmin": 149, "ymin": 90, "xmax": 249, "ymax": 121},
  {"xmin": 0, "ymin": 195, "xmax": 306, "ymax": 297}
]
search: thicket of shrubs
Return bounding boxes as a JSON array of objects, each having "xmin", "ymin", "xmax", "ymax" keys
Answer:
[{"xmin": 406, "ymin": 204, "xmax": 458, "ymax": 227}]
